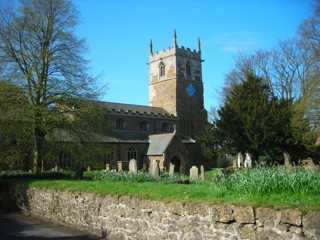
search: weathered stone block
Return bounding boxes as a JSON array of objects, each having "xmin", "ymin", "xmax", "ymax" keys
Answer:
[
  {"xmin": 184, "ymin": 202, "xmax": 208, "ymax": 216},
  {"xmin": 166, "ymin": 201, "xmax": 184, "ymax": 215},
  {"xmin": 256, "ymin": 227, "xmax": 283, "ymax": 240},
  {"xmin": 210, "ymin": 204, "xmax": 234, "ymax": 223},
  {"xmin": 240, "ymin": 224, "xmax": 257, "ymax": 240},
  {"xmin": 255, "ymin": 207, "xmax": 278, "ymax": 227},
  {"xmin": 151, "ymin": 200, "xmax": 166, "ymax": 212},
  {"xmin": 280, "ymin": 208, "xmax": 302, "ymax": 226},
  {"xmin": 233, "ymin": 205, "xmax": 255, "ymax": 224},
  {"xmin": 303, "ymin": 211, "xmax": 320, "ymax": 239}
]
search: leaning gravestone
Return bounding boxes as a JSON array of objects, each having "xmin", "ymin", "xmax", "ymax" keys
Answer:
[
  {"xmin": 129, "ymin": 159, "xmax": 137, "ymax": 174},
  {"xmin": 190, "ymin": 166, "xmax": 199, "ymax": 180}
]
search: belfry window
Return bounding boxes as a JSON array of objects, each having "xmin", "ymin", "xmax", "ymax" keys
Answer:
[
  {"xmin": 159, "ymin": 62, "xmax": 165, "ymax": 77},
  {"xmin": 116, "ymin": 118, "xmax": 125, "ymax": 129},
  {"xmin": 186, "ymin": 62, "xmax": 191, "ymax": 77},
  {"xmin": 127, "ymin": 146, "xmax": 137, "ymax": 161}
]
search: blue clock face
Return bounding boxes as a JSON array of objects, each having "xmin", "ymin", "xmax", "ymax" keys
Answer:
[{"xmin": 186, "ymin": 83, "xmax": 195, "ymax": 97}]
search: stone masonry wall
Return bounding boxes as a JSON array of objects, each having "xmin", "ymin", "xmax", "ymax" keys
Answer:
[{"xmin": 0, "ymin": 185, "xmax": 320, "ymax": 240}]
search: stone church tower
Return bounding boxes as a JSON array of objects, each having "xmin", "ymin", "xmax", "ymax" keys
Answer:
[{"xmin": 148, "ymin": 30, "xmax": 207, "ymax": 138}]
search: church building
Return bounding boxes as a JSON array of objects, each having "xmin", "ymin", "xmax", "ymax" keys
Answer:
[
  {"xmin": 63, "ymin": 31, "xmax": 208, "ymax": 174},
  {"xmin": 94, "ymin": 30, "xmax": 208, "ymax": 174}
]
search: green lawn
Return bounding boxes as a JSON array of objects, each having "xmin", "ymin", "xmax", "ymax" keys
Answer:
[
  {"xmin": 0, "ymin": 169, "xmax": 320, "ymax": 210},
  {"xmin": 1, "ymin": 167, "xmax": 320, "ymax": 210}
]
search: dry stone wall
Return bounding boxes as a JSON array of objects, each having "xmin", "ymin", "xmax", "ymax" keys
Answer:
[{"xmin": 0, "ymin": 185, "xmax": 319, "ymax": 240}]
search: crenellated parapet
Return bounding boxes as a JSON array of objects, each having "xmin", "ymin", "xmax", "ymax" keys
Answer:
[
  {"xmin": 149, "ymin": 30, "xmax": 201, "ymax": 63},
  {"xmin": 106, "ymin": 108, "xmax": 178, "ymax": 119},
  {"xmin": 97, "ymin": 101, "xmax": 179, "ymax": 119}
]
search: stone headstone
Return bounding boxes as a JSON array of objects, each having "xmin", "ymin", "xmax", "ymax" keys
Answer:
[
  {"xmin": 149, "ymin": 160, "xmax": 160, "ymax": 179},
  {"xmin": 232, "ymin": 158, "xmax": 237, "ymax": 168},
  {"xmin": 129, "ymin": 159, "xmax": 137, "ymax": 174},
  {"xmin": 237, "ymin": 152, "xmax": 244, "ymax": 168},
  {"xmin": 284, "ymin": 152, "xmax": 292, "ymax": 169},
  {"xmin": 169, "ymin": 163, "xmax": 175, "ymax": 175},
  {"xmin": 117, "ymin": 161, "xmax": 123, "ymax": 171},
  {"xmin": 200, "ymin": 165, "xmax": 205, "ymax": 180},
  {"xmin": 55, "ymin": 165, "xmax": 58, "ymax": 171},
  {"xmin": 190, "ymin": 166, "xmax": 199, "ymax": 180},
  {"xmin": 87, "ymin": 166, "xmax": 90, "ymax": 172},
  {"xmin": 244, "ymin": 153, "xmax": 252, "ymax": 168},
  {"xmin": 105, "ymin": 163, "xmax": 110, "ymax": 172}
]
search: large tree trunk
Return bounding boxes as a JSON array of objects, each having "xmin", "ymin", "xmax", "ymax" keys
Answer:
[
  {"xmin": 33, "ymin": 142, "xmax": 38, "ymax": 173},
  {"xmin": 33, "ymin": 126, "xmax": 45, "ymax": 174}
]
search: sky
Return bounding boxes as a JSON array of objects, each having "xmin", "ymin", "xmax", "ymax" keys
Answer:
[{"xmin": 73, "ymin": 0, "xmax": 313, "ymax": 111}]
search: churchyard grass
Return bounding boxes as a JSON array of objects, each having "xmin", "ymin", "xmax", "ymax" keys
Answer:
[{"xmin": 1, "ymin": 166, "xmax": 320, "ymax": 210}]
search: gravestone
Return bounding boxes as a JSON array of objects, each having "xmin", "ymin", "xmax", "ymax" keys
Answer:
[
  {"xmin": 117, "ymin": 161, "xmax": 123, "ymax": 171},
  {"xmin": 87, "ymin": 166, "xmax": 90, "ymax": 172},
  {"xmin": 232, "ymin": 158, "xmax": 237, "ymax": 168},
  {"xmin": 105, "ymin": 163, "xmax": 110, "ymax": 172},
  {"xmin": 200, "ymin": 165, "xmax": 205, "ymax": 180},
  {"xmin": 237, "ymin": 152, "xmax": 244, "ymax": 168},
  {"xmin": 129, "ymin": 159, "xmax": 137, "ymax": 174},
  {"xmin": 244, "ymin": 153, "xmax": 252, "ymax": 168},
  {"xmin": 190, "ymin": 166, "xmax": 199, "ymax": 180},
  {"xmin": 284, "ymin": 152, "xmax": 292, "ymax": 169},
  {"xmin": 149, "ymin": 160, "xmax": 160, "ymax": 179},
  {"xmin": 169, "ymin": 163, "xmax": 175, "ymax": 175}
]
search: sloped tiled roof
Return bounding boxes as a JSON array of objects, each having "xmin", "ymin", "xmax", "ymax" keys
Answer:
[
  {"xmin": 111, "ymin": 130, "xmax": 149, "ymax": 143},
  {"xmin": 46, "ymin": 128, "xmax": 118, "ymax": 143},
  {"xmin": 147, "ymin": 133, "xmax": 175, "ymax": 155},
  {"xmin": 96, "ymin": 101, "xmax": 174, "ymax": 116}
]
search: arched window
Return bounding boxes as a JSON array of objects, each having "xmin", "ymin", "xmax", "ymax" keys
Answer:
[
  {"xmin": 159, "ymin": 62, "xmax": 165, "ymax": 77},
  {"xmin": 127, "ymin": 146, "xmax": 137, "ymax": 161},
  {"xmin": 186, "ymin": 62, "xmax": 191, "ymax": 77},
  {"xmin": 161, "ymin": 122, "xmax": 170, "ymax": 132},
  {"xmin": 139, "ymin": 121, "xmax": 149, "ymax": 131},
  {"xmin": 116, "ymin": 118, "xmax": 125, "ymax": 129}
]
